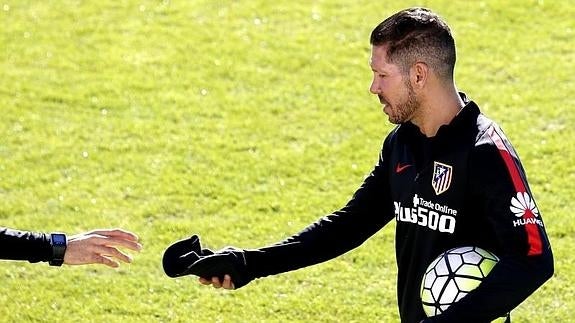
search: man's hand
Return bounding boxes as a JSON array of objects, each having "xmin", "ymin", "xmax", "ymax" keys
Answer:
[
  {"xmin": 199, "ymin": 274, "xmax": 235, "ymax": 289},
  {"xmin": 64, "ymin": 229, "xmax": 142, "ymax": 268},
  {"xmin": 163, "ymin": 235, "xmax": 252, "ymax": 289},
  {"xmin": 186, "ymin": 247, "xmax": 251, "ymax": 289}
]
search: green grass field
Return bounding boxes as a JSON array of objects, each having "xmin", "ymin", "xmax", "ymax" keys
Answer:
[{"xmin": 1, "ymin": 0, "xmax": 573, "ymax": 322}]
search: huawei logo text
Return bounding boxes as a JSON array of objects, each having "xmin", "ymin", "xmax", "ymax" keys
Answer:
[{"xmin": 509, "ymin": 192, "xmax": 543, "ymax": 227}]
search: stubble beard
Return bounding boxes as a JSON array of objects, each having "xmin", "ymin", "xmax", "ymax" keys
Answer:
[{"xmin": 387, "ymin": 79, "xmax": 419, "ymax": 125}]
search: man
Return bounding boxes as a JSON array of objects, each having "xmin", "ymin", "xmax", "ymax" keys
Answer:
[
  {"xmin": 1, "ymin": 227, "xmax": 141, "ymax": 268},
  {"xmin": 163, "ymin": 7, "xmax": 553, "ymax": 322}
]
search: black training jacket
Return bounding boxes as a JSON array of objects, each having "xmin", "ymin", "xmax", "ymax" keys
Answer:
[
  {"xmin": 0, "ymin": 227, "xmax": 52, "ymax": 262},
  {"xmin": 244, "ymin": 94, "xmax": 553, "ymax": 322}
]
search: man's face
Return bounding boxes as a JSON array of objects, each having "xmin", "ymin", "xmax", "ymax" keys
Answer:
[{"xmin": 369, "ymin": 45, "xmax": 419, "ymax": 124}]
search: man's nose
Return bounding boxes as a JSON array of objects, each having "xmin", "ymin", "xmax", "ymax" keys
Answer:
[{"xmin": 369, "ymin": 78, "xmax": 379, "ymax": 94}]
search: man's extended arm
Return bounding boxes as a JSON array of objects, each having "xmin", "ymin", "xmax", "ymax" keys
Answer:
[
  {"xmin": 0, "ymin": 227, "xmax": 142, "ymax": 267},
  {"xmin": 165, "ymin": 139, "xmax": 397, "ymax": 287}
]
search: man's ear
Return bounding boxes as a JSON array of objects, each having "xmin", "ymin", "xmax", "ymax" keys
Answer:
[{"xmin": 410, "ymin": 62, "xmax": 429, "ymax": 89}]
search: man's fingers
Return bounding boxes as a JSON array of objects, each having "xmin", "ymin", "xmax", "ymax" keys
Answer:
[
  {"xmin": 64, "ymin": 230, "xmax": 142, "ymax": 267},
  {"xmin": 211, "ymin": 276, "xmax": 222, "ymax": 288},
  {"xmin": 107, "ymin": 238, "xmax": 142, "ymax": 252},
  {"xmin": 89, "ymin": 235, "xmax": 143, "ymax": 252},
  {"xmin": 94, "ymin": 245, "xmax": 133, "ymax": 263},
  {"xmin": 197, "ymin": 275, "xmax": 235, "ymax": 289},
  {"xmin": 96, "ymin": 255, "xmax": 120, "ymax": 268},
  {"xmin": 222, "ymin": 274, "xmax": 235, "ymax": 290},
  {"xmin": 87, "ymin": 229, "xmax": 140, "ymax": 242}
]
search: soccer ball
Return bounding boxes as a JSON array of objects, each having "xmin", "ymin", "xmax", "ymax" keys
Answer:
[{"xmin": 420, "ymin": 246, "xmax": 499, "ymax": 317}]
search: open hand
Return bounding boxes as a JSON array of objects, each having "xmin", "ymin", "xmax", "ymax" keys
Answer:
[{"xmin": 64, "ymin": 229, "xmax": 142, "ymax": 268}]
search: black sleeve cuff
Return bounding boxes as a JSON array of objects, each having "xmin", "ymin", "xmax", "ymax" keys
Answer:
[{"xmin": 0, "ymin": 227, "xmax": 52, "ymax": 263}]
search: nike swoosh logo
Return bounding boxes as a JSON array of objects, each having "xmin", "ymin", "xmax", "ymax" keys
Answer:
[{"xmin": 395, "ymin": 163, "xmax": 413, "ymax": 173}]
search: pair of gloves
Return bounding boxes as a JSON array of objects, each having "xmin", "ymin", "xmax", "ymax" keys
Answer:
[{"xmin": 162, "ymin": 235, "xmax": 252, "ymax": 289}]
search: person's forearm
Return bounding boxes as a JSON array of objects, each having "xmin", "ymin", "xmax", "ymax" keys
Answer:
[
  {"xmin": 246, "ymin": 156, "xmax": 392, "ymax": 280},
  {"xmin": 245, "ymin": 209, "xmax": 388, "ymax": 279},
  {"xmin": 0, "ymin": 227, "xmax": 52, "ymax": 262}
]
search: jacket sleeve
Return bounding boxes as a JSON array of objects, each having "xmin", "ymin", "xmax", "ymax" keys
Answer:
[
  {"xmin": 244, "ymin": 139, "xmax": 395, "ymax": 280},
  {"xmin": 429, "ymin": 125, "xmax": 554, "ymax": 322},
  {"xmin": 0, "ymin": 227, "xmax": 52, "ymax": 263}
]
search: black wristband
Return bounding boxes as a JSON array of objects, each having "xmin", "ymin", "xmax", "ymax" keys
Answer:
[{"xmin": 48, "ymin": 233, "xmax": 67, "ymax": 266}]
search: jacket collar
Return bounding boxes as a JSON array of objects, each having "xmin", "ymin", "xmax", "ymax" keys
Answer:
[{"xmin": 397, "ymin": 92, "xmax": 480, "ymax": 142}]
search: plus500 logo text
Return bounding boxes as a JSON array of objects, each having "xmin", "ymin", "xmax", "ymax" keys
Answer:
[{"xmin": 394, "ymin": 194, "xmax": 458, "ymax": 233}]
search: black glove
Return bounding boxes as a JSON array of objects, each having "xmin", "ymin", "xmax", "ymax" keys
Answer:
[
  {"xmin": 162, "ymin": 235, "xmax": 253, "ymax": 288},
  {"xmin": 162, "ymin": 235, "xmax": 214, "ymax": 278},
  {"xmin": 186, "ymin": 246, "xmax": 253, "ymax": 289}
]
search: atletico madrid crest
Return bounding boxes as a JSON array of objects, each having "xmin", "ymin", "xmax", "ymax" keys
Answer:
[{"xmin": 432, "ymin": 161, "xmax": 453, "ymax": 195}]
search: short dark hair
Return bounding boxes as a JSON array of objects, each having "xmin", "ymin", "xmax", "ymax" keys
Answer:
[{"xmin": 370, "ymin": 7, "xmax": 456, "ymax": 80}]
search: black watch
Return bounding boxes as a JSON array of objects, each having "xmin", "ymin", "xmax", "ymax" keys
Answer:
[{"xmin": 49, "ymin": 233, "xmax": 67, "ymax": 266}]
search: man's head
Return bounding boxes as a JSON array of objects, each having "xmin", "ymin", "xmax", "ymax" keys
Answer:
[
  {"xmin": 370, "ymin": 7, "xmax": 456, "ymax": 81},
  {"xmin": 369, "ymin": 8, "xmax": 456, "ymax": 124}
]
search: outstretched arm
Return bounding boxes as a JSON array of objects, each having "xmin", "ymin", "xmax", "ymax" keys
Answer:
[
  {"xmin": 0, "ymin": 227, "xmax": 141, "ymax": 268},
  {"xmin": 172, "ymin": 141, "xmax": 396, "ymax": 289}
]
